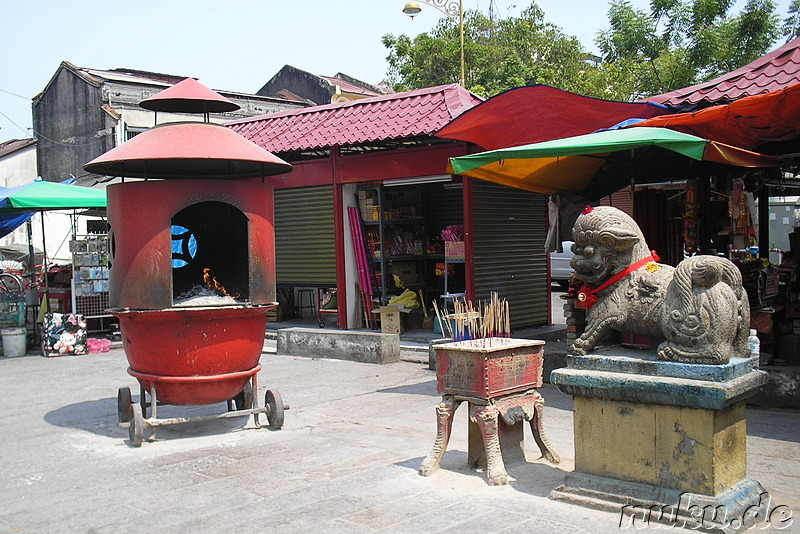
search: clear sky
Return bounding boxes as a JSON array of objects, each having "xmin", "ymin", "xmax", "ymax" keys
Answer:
[{"xmin": 0, "ymin": 0, "xmax": 794, "ymax": 141}]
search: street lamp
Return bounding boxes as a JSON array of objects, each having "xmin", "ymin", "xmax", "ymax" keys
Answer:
[{"xmin": 402, "ymin": 0, "xmax": 465, "ymax": 87}]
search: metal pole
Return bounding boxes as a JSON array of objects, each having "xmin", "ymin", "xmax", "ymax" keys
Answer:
[
  {"xmin": 458, "ymin": 0, "xmax": 466, "ymax": 87},
  {"xmin": 630, "ymin": 149, "xmax": 635, "ymax": 216},
  {"xmin": 404, "ymin": 0, "xmax": 466, "ymax": 86},
  {"xmin": 26, "ymin": 219, "xmax": 38, "ymax": 342},
  {"xmin": 759, "ymin": 176, "xmax": 772, "ymax": 260},
  {"xmin": 39, "ymin": 211, "xmax": 50, "ymax": 319},
  {"xmin": 459, "ymin": 0, "xmax": 465, "ymax": 86}
]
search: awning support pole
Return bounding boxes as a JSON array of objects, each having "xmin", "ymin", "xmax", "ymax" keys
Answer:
[{"xmin": 759, "ymin": 173, "xmax": 774, "ymax": 260}]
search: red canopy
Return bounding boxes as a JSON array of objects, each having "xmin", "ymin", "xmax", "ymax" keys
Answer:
[
  {"xmin": 634, "ymin": 84, "xmax": 800, "ymax": 152},
  {"xmin": 434, "ymin": 85, "xmax": 671, "ymax": 150}
]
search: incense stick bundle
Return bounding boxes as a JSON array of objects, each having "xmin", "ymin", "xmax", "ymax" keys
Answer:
[
  {"xmin": 433, "ymin": 293, "xmax": 511, "ymax": 343},
  {"xmin": 505, "ymin": 301, "xmax": 510, "ymax": 337}
]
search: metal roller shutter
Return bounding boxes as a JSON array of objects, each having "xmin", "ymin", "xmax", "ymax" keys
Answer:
[
  {"xmin": 274, "ymin": 186, "xmax": 336, "ymax": 286},
  {"xmin": 600, "ymin": 187, "xmax": 633, "ymax": 215},
  {"xmin": 471, "ymin": 180, "xmax": 549, "ymax": 328}
]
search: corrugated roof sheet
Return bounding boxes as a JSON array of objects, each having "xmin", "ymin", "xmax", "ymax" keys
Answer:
[
  {"xmin": 0, "ymin": 138, "xmax": 36, "ymax": 159},
  {"xmin": 321, "ymin": 76, "xmax": 382, "ymax": 97},
  {"xmin": 647, "ymin": 37, "xmax": 800, "ymax": 108},
  {"xmin": 84, "ymin": 68, "xmax": 175, "ymax": 88},
  {"xmin": 67, "ymin": 63, "xmax": 298, "ymax": 106},
  {"xmin": 227, "ymin": 84, "xmax": 482, "ymax": 153}
]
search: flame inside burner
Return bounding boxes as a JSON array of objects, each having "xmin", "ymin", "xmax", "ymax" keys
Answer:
[
  {"xmin": 173, "ymin": 268, "xmax": 242, "ymax": 307},
  {"xmin": 203, "ymin": 268, "xmax": 239, "ymax": 299}
]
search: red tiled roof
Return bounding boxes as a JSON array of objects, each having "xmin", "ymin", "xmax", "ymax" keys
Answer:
[
  {"xmin": 227, "ymin": 84, "xmax": 482, "ymax": 153},
  {"xmin": 647, "ymin": 37, "xmax": 800, "ymax": 108}
]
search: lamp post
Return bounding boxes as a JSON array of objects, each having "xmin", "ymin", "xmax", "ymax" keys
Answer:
[{"xmin": 402, "ymin": 0, "xmax": 465, "ymax": 87}]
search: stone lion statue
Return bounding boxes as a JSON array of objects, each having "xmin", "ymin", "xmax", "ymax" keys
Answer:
[{"xmin": 568, "ymin": 206, "xmax": 750, "ymax": 364}]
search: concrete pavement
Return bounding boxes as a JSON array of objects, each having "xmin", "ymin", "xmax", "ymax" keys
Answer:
[{"xmin": 0, "ymin": 340, "xmax": 798, "ymax": 533}]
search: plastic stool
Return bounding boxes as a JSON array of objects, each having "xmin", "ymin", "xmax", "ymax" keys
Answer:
[{"xmin": 297, "ymin": 288, "xmax": 316, "ymax": 319}]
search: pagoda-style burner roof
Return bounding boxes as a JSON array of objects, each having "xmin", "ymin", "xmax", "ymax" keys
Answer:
[
  {"xmin": 139, "ymin": 77, "xmax": 240, "ymax": 113},
  {"xmin": 84, "ymin": 122, "xmax": 292, "ymax": 179}
]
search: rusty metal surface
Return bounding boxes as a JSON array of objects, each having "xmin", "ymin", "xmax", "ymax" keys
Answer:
[
  {"xmin": 107, "ymin": 180, "xmax": 277, "ymax": 309},
  {"xmin": 95, "ymin": 79, "xmax": 286, "ymax": 425},
  {"xmin": 435, "ymin": 338, "xmax": 544, "ymax": 398},
  {"xmin": 110, "ymin": 306, "xmax": 272, "ymax": 405}
]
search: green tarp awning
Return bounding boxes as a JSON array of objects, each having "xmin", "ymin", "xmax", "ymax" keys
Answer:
[{"xmin": 0, "ymin": 180, "xmax": 107, "ymax": 213}]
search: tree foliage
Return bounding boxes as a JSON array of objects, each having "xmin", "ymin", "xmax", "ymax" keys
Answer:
[
  {"xmin": 783, "ymin": 0, "xmax": 800, "ymax": 38},
  {"xmin": 382, "ymin": 3, "xmax": 601, "ymax": 98},
  {"xmin": 596, "ymin": 0, "xmax": 785, "ymax": 100},
  {"xmin": 383, "ymin": 0, "xmax": 800, "ymax": 102}
]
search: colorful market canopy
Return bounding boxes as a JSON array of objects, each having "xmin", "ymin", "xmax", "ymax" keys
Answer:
[
  {"xmin": 446, "ymin": 127, "xmax": 787, "ymax": 198},
  {"xmin": 434, "ymin": 85, "xmax": 672, "ymax": 150},
  {"xmin": 0, "ymin": 179, "xmax": 107, "ymax": 213},
  {"xmin": 635, "ymin": 83, "xmax": 800, "ymax": 153}
]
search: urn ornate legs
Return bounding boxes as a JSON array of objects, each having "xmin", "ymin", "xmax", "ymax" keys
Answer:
[
  {"xmin": 419, "ymin": 390, "xmax": 558, "ymax": 485},
  {"xmin": 469, "ymin": 403, "xmax": 508, "ymax": 485},
  {"xmin": 530, "ymin": 398, "xmax": 560, "ymax": 464},
  {"xmin": 496, "ymin": 391, "xmax": 561, "ymax": 465},
  {"xmin": 419, "ymin": 397, "xmax": 461, "ymax": 477}
]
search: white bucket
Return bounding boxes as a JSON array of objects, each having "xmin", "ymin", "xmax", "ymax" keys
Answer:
[{"xmin": 2, "ymin": 328, "xmax": 27, "ymax": 357}]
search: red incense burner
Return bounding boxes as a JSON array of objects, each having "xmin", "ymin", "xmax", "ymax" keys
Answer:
[{"xmin": 84, "ymin": 79, "xmax": 293, "ymax": 445}]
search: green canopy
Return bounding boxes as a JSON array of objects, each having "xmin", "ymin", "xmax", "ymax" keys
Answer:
[
  {"xmin": 446, "ymin": 127, "xmax": 786, "ymax": 196},
  {"xmin": 0, "ymin": 180, "xmax": 107, "ymax": 213}
]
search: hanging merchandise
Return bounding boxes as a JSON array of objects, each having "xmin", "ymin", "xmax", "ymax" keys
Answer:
[
  {"xmin": 441, "ymin": 225, "xmax": 464, "ymax": 242},
  {"xmin": 683, "ymin": 178, "xmax": 699, "ymax": 254},
  {"xmin": 728, "ymin": 179, "xmax": 760, "ymax": 256},
  {"xmin": 730, "ymin": 179, "xmax": 750, "ymax": 236}
]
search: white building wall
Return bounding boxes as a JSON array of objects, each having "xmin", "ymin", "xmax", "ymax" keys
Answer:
[
  {"xmin": 0, "ymin": 142, "xmax": 75, "ymax": 264},
  {"xmin": 0, "ymin": 142, "xmax": 38, "ymax": 254}
]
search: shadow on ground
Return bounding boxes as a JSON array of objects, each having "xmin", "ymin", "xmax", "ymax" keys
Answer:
[
  {"xmin": 43, "ymin": 396, "xmax": 254, "ymax": 444},
  {"xmin": 395, "ymin": 452, "xmax": 567, "ymax": 497},
  {"xmin": 377, "ymin": 380, "xmax": 439, "ymax": 396}
]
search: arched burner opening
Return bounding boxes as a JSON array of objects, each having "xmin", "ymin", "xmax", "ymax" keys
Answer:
[{"xmin": 171, "ymin": 201, "xmax": 249, "ymax": 303}]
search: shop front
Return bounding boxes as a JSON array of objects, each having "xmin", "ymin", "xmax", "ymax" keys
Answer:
[{"xmin": 228, "ymin": 84, "xmax": 552, "ymax": 331}]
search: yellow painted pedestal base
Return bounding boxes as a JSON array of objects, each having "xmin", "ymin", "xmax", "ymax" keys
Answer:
[
  {"xmin": 574, "ymin": 396, "xmax": 746, "ymax": 496},
  {"xmin": 550, "ymin": 348, "xmax": 770, "ymax": 529}
]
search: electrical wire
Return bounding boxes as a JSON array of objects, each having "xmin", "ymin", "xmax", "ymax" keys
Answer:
[
  {"xmin": 0, "ymin": 110, "xmax": 32, "ymax": 137},
  {"xmin": 0, "ymin": 88, "xmax": 29, "ymax": 100},
  {"xmin": 0, "ymin": 108, "xmax": 113, "ymax": 148}
]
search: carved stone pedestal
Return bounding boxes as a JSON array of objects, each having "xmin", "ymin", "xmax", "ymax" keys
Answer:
[
  {"xmin": 419, "ymin": 389, "xmax": 560, "ymax": 486},
  {"xmin": 550, "ymin": 347, "xmax": 770, "ymax": 530}
]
